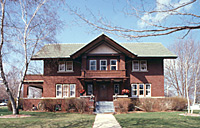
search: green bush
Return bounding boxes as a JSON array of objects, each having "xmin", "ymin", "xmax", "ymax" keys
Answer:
[
  {"xmin": 7, "ymin": 99, "xmax": 23, "ymax": 111},
  {"xmin": 64, "ymin": 98, "xmax": 87, "ymax": 113}
]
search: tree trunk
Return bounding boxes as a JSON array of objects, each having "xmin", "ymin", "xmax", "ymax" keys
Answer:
[
  {"xmin": 0, "ymin": 0, "xmax": 18, "ymax": 115},
  {"xmin": 191, "ymin": 63, "xmax": 200, "ymax": 114}
]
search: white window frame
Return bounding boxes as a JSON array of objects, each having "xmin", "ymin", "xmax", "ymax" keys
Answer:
[
  {"xmin": 70, "ymin": 84, "xmax": 76, "ymax": 97},
  {"xmin": 56, "ymin": 84, "xmax": 62, "ymax": 98},
  {"xmin": 139, "ymin": 84, "xmax": 144, "ymax": 97},
  {"xmin": 87, "ymin": 84, "xmax": 93, "ymax": 95},
  {"xmin": 132, "ymin": 60, "xmax": 139, "ymax": 71},
  {"xmin": 131, "ymin": 84, "xmax": 137, "ymax": 97},
  {"xmin": 58, "ymin": 61, "xmax": 65, "ymax": 72},
  {"xmin": 63, "ymin": 84, "xmax": 69, "ymax": 97},
  {"xmin": 110, "ymin": 59, "xmax": 117, "ymax": 70},
  {"xmin": 140, "ymin": 60, "xmax": 147, "ymax": 71},
  {"xmin": 66, "ymin": 61, "xmax": 73, "ymax": 72},
  {"xmin": 114, "ymin": 84, "xmax": 120, "ymax": 94},
  {"xmin": 89, "ymin": 60, "xmax": 97, "ymax": 70},
  {"xmin": 58, "ymin": 61, "xmax": 73, "ymax": 72},
  {"xmin": 100, "ymin": 60, "xmax": 107, "ymax": 70},
  {"xmin": 145, "ymin": 84, "xmax": 151, "ymax": 97}
]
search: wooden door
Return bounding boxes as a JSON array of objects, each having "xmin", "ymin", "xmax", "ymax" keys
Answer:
[{"xmin": 98, "ymin": 84, "xmax": 108, "ymax": 101}]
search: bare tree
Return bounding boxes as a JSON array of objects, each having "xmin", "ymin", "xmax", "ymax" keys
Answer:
[
  {"xmin": 0, "ymin": 0, "xmax": 63, "ymax": 114},
  {"xmin": 165, "ymin": 39, "xmax": 200, "ymax": 113},
  {"xmin": 70, "ymin": 0, "xmax": 199, "ymax": 39}
]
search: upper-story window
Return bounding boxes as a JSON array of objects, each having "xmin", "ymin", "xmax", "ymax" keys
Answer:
[
  {"xmin": 89, "ymin": 60, "xmax": 97, "ymax": 70},
  {"xmin": 58, "ymin": 61, "xmax": 73, "ymax": 72},
  {"xmin": 100, "ymin": 60, "xmax": 107, "ymax": 70},
  {"xmin": 110, "ymin": 59, "xmax": 117, "ymax": 70},
  {"xmin": 132, "ymin": 60, "xmax": 147, "ymax": 72}
]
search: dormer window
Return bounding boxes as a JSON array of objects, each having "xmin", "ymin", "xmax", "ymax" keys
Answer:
[
  {"xmin": 58, "ymin": 61, "xmax": 73, "ymax": 72},
  {"xmin": 100, "ymin": 60, "xmax": 107, "ymax": 70},
  {"xmin": 110, "ymin": 59, "xmax": 117, "ymax": 70},
  {"xmin": 89, "ymin": 60, "xmax": 97, "ymax": 70}
]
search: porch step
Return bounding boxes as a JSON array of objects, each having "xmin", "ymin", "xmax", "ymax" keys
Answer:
[{"xmin": 95, "ymin": 101, "xmax": 115, "ymax": 113}]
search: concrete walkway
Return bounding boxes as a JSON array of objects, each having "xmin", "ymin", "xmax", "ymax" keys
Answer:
[{"xmin": 93, "ymin": 114, "xmax": 121, "ymax": 128}]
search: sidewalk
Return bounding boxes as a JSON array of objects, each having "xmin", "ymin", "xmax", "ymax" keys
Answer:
[{"xmin": 93, "ymin": 114, "xmax": 121, "ymax": 128}]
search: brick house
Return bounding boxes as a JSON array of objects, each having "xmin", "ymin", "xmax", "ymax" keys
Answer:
[{"xmin": 23, "ymin": 34, "xmax": 177, "ymax": 112}]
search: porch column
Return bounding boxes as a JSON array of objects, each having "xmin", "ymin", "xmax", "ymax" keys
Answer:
[
  {"xmin": 81, "ymin": 55, "xmax": 87, "ymax": 77},
  {"xmin": 119, "ymin": 54, "xmax": 125, "ymax": 70}
]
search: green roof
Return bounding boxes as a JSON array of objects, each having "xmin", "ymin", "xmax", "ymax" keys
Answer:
[{"xmin": 32, "ymin": 43, "xmax": 177, "ymax": 59}]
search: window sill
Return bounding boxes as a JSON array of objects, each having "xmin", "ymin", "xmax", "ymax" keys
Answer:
[
  {"xmin": 113, "ymin": 95, "xmax": 128, "ymax": 98},
  {"xmin": 57, "ymin": 71, "xmax": 74, "ymax": 73},
  {"xmin": 132, "ymin": 70, "xmax": 148, "ymax": 72}
]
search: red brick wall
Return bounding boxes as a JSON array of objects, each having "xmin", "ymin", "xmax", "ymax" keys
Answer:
[
  {"xmin": 24, "ymin": 75, "xmax": 83, "ymax": 98},
  {"xmin": 126, "ymin": 58, "xmax": 164, "ymax": 97}
]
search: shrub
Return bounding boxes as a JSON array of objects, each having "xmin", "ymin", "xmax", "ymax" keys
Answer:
[
  {"xmin": 7, "ymin": 99, "xmax": 23, "ymax": 111},
  {"xmin": 115, "ymin": 98, "xmax": 131, "ymax": 113},
  {"xmin": 64, "ymin": 98, "xmax": 87, "ymax": 113},
  {"xmin": 137, "ymin": 97, "xmax": 187, "ymax": 112},
  {"xmin": 40, "ymin": 99, "xmax": 57, "ymax": 112}
]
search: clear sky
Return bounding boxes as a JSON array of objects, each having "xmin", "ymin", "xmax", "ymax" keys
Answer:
[{"xmin": 55, "ymin": 0, "xmax": 200, "ymax": 47}]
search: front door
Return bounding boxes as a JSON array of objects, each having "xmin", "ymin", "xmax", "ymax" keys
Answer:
[{"xmin": 98, "ymin": 84, "xmax": 108, "ymax": 101}]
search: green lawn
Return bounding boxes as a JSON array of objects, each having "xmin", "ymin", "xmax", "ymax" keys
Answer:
[
  {"xmin": 0, "ymin": 107, "xmax": 95, "ymax": 128},
  {"xmin": 115, "ymin": 111, "xmax": 200, "ymax": 128}
]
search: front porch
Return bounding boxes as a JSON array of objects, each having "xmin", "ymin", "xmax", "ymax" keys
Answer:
[{"xmin": 78, "ymin": 77, "xmax": 129, "ymax": 101}]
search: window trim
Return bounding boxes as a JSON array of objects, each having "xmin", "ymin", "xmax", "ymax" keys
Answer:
[
  {"xmin": 145, "ymin": 84, "xmax": 151, "ymax": 97},
  {"xmin": 132, "ymin": 60, "xmax": 139, "ymax": 71},
  {"xmin": 100, "ymin": 60, "xmax": 107, "ymax": 71},
  {"xmin": 58, "ymin": 61, "xmax": 66, "ymax": 72},
  {"xmin": 66, "ymin": 61, "xmax": 73, "ymax": 72},
  {"xmin": 132, "ymin": 60, "xmax": 148, "ymax": 72},
  {"xmin": 131, "ymin": 84, "xmax": 138, "ymax": 97},
  {"xmin": 110, "ymin": 59, "xmax": 118, "ymax": 70},
  {"xmin": 140, "ymin": 60, "xmax": 147, "ymax": 71},
  {"xmin": 58, "ymin": 61, "xmax": 73, "ymax": 72},
  {"xmin": 139, "ymin": 84, "xmax": 144, "ymax": 97},
  {"xmin": 56, "ymin": 84, "xmax": 62, "ymax": 98},
  {"xmin": 89, "ymin": 60, "xmax": 97, "ymax": 70},
  {"xmin": 114, "ymin": 84, "xmax": 120, "ymax": 94},
  {"xmin": 87, "ymin": 84, "xmax": 93, "ymax": 95}
]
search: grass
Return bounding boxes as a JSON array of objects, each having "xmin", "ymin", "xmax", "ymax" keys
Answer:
[
  {"xmin": 115, "ymin": 111, "xmax": 200, "ymax": 128},
  {"xmin": 0, "ymin": 107, "xmax": 95, "ymax": 128}
]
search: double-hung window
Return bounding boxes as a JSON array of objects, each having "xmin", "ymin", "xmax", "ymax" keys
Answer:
[
  {"xmin": 70, "ymin": 84, "xmax": 76, "ymax": 97},
  {"xmin": 132, "ymin": 60, "xmax": 139, "ymax": 71},
  {"xmin": 56, "ymin": 84, "xmax": 76, "ymax": 98},
  {"xmin": 139, "ymin": 84, "xmax": 144, "ymax": 97},
  {"xmin": 100, "ymin": 60, "xmax": 107, "ymax": 70},
  {"xmin": 140, "ymin": 60, "xmax": 147, "ymax": 71},
  {"xmin": 87, "ymin": 84, "xmax": 93, "ymax": 95},
  {"xmin": 146, "ymin": 84, "xmax": 151, "ymax": 97},
  {"xmin": 114, "ymin": 84, "xmax": 119, "ymax": 94},
  {"xmin": 131, "ymin": 84, "xmax": 137, "ymax": 97},
  {"xmin": 58, "ymin": 61, "xmax": 73, "ymax": 72},
  {"xmin": 89, "ymin": 60, "xmax": 96, "ymax": 70},
  {"xmin": 63, "ymin": 84, "xmax": 69, "ymax": 97},
  {"xmin": 132, "ymin": 60, "xmax": 147, "ymax": 71},
  {"xmin": 58, "ymin": 62, "xmax": 65, "ymax": 72},
  {"xmin": 56, "ymin": 84, "xmax": 62, "ymax": 97},
  {"xmin": 110, "ymin": 59, "xmax": 117, "ymax": 70}
]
